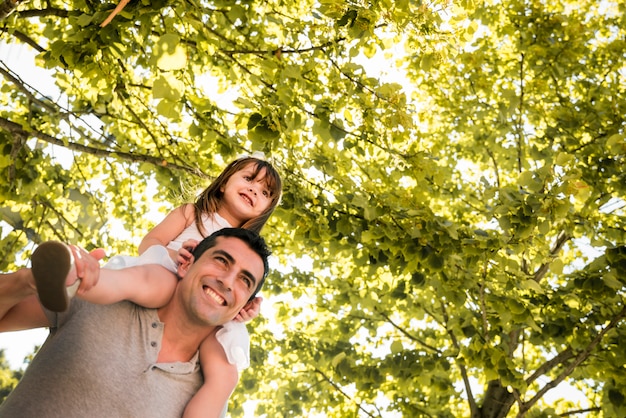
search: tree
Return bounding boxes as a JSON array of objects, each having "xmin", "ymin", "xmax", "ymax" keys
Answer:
[
  {"xmin": 0, "ymin": 350, "xmax": 22, "ymax": 404},
  {"xmin": 1, "ymin": 0, "xmax": 624, "ymax": 416}
]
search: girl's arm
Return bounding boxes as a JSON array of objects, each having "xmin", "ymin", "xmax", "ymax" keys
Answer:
[
  {"xmin": 78, "ymin": 264, "xmax": 178, "ymax": 308},
  {"xmin": 138, "ymin": 204, "xmax": 195, "ymax": 255},
  {"xmin": 77, "ymin": 205, "xmax": 191, "ymax": 310},
  {"xmin": 183, "ymin": 332, "xmax": 239, "ymax": 418}
]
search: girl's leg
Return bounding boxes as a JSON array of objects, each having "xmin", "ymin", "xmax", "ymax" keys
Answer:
[
  {"xmin": 30, "ymin": 241, "xmax": 178, "ymax": 311},
  {"xmin": 183, "ymin": 332, "xmax": 238, "ymax": 418}
]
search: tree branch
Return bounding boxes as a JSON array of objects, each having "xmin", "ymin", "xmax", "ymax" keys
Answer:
[
  {"xmin": 515, "ymin": 51, "xmax": 525, "ymax": 173},
  {"xmin": 375, "ymin": 308, "xmax": 442, "ymax": 354},
  {"xmin": 520, "ymin": 304, "xmax": 626, "ymax": 414},
  {"xmin": 0, "ymin": 116, "xmax": 208, "ymax": 178},
  {"xmin": 0, "ymin": 0, "xmax": 24, "ymax": 21},
  {"xmin": 524, "ymin": 347, "xmax": 574, "ymax": 386},
  {"xmin": 39, "ymin": 199, "xmax": 85, "ymax": 241},
  {"xmin": 313, "ymin": 367, "xmax": 377, "ymax": 418},
  {"xmin": 14, "ymin": 7, "xmax": 77, "ymax": 18},
  {"xmin": 485, "ymin": 147, "xmax": 501, "ymax": 189},
  {"xmin": 0, "ymin": 28, "xmax": 45, "ymax": 51},
  {"xmin": 441, "ymin": 302, "xmax": 480, "ymax": 416},
  {"xmin": 221, "ymin": 39, "xmax": 344, "ymax": 56},
  {"xmin": 0, "ymin": 63, "xmax": 59, "ymax": 113},
  {"xmin": 532, "ymin": 231, "xmax": 571, "ymax": 282},
  {"xmin": 479, "ymin": 266, "xmax": 490, "ymax": 342},
  {"xmin": 559, "ymin": 406, "xmax": 601, "ymax": 417},
  {"xmin": 100, "ymin": 0, "xmax": 130, "ymax": 27},
  {"xmin": 0, "ymin": 207, "xmax": 42, "ymax": 244}
]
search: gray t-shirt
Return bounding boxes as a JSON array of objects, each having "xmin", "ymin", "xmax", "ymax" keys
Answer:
[{"xmin": 0, "ymin": 299, "xmax": 203, "ymax": 418}]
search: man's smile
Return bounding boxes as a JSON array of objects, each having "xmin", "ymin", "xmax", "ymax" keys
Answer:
[{"xmin": 203, "ymin": 285, "xmax": 226, "ymax": 306}]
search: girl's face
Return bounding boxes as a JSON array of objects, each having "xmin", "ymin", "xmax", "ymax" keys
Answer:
[{"xmin": 218, "ymin": 163, "xmax": 275, "ymax": 227}]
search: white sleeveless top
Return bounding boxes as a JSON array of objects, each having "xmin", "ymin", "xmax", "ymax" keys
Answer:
[{"xmin": 166, "ymin": 212, "xmax": 232, "ymax": 251}]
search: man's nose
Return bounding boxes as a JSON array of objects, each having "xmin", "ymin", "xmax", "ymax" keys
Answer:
[{"xmin": 217, "ymin": 272, "xmax": 237, "ymax": 291}]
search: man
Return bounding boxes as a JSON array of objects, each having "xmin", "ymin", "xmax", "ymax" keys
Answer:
[{"xmin": 0, "ymin": 228, "xmax": 270, "ymax": 417}]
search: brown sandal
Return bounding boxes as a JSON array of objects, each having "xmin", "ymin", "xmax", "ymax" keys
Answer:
[{"xmin": 31, "ymin": 241, "xmax": 79, "ymax": 312}]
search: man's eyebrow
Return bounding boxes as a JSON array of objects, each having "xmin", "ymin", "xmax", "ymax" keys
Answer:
[
  {"xmin": 214, "ymin": 249, "xmax": 234, "ymax": 263},
  {"xmin": 214, "ymin": 249, "xmax": 258, "ymax": 287}
]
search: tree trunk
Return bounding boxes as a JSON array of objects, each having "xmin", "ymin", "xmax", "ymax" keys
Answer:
[{"xmin": 480, "ymin": 380, "xmax": 516, "ymax": 418}]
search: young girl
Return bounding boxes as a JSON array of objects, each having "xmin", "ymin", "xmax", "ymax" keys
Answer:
[{"xmin": 32, "ymin": 155, "xmax": 282, "ymax": 418}]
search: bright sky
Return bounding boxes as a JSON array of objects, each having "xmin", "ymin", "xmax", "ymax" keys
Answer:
[{"xmin": 0, "ymin": 329, "xmax": 48, "ymax": 369}]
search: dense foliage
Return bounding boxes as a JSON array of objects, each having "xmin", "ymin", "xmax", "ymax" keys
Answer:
[
  {"xmin": 0, "ymin": 351, "xmax": 22, "ymax": 404},
  {"xmin": 1, "ymin": 0, "xmax": 624, "ymax": 416}
]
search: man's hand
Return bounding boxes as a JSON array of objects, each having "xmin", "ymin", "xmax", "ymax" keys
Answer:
[{"xmin": 234, "ymin": 296, "xmax": 262, "ymax": 323}]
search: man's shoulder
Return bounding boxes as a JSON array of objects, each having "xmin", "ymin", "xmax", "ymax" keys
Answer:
[{"xmin": 51, "ymin": 298, "xmax": 156, "ymax": 327}]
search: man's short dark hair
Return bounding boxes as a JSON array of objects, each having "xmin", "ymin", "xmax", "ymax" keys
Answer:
[{"xmin": 192, "ymin": 228, "xmax": 271, "ymax": 300}]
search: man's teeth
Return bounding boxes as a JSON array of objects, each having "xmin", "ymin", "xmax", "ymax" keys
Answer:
[{"xmin": 204, "ymin": 287, "xmax": 225, "ymax": 305}]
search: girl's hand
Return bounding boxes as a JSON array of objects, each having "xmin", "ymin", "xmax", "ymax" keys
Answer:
[
  {"xmin": 70, "ymin": 245, "xmax": 107, "ymax": 294},
  {"xmin": 177, "ymin": 239, "xmax": 199, "ymax": 267},
  {"xmin": 234, "ymin": 297, "xmax": 262, "ymax": 323}
]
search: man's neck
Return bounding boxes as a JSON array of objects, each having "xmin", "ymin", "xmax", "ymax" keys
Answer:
[{"xmin": 156, "ymin": 305, "xmax": 217, "ymax": 363}]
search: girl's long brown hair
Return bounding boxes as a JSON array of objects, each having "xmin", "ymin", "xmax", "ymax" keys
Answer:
[{"xmin": 193, "ymin": 157, "xmax": 282, "ymax": 235}]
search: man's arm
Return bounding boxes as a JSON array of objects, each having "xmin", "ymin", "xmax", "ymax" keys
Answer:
[
  {"xmin": 0, "ymin": 244, "xmax": 107, "ymax": 332},
  {"xmin": 0, "ymin": 269, "xmax": 49, "ymax": 332}
]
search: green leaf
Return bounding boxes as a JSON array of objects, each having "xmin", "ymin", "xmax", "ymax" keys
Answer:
[
  {"xmin": 154, "ymin": 33, "xmax": 187, "ymax": 71},
  {"xmin": 331, "ymin": 352, "xmax": 346, "ymax": 367},
  {"xmin": 602, "ymin": 272, "xmax": 622, "ymax": 290},
  {"xmin": 390, "ymin": 340, "xmax": 403, "ymax": 354},
  {"xmin": 507, "ymin": 300, "xmax": 526, "ymax": 315},
  {"xmin": 153, "ymin": 75, "xmax": 184, "ymax": 101},
  {"xmin": 156, "ymin": 99, "xmax": 181, "ymax": 119},
  {"xmin": 520, "ymin": 279, "xmax": 543, "ymax": 293},
  {"xmin": 76, "ymin": 13, "xmax": 94, "ymax": 27},
  {"xmin": 549, "ymin": 258, "xmax": 564, "ymax": 275}
]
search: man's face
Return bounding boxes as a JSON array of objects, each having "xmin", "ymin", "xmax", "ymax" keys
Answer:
[{"xmin": 177, "ymin": 236, "xmax": 264, "ymax": 326}]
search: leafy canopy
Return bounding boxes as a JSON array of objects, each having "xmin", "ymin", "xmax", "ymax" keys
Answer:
[{"xmin": 1, "ymin": 0, "xmax": 625, "ymax": 416}]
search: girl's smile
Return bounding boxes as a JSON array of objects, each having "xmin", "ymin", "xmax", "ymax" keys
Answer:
[{"xmin": 218, "ymin": 164, "xmax": 274, "ymax": 227}]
